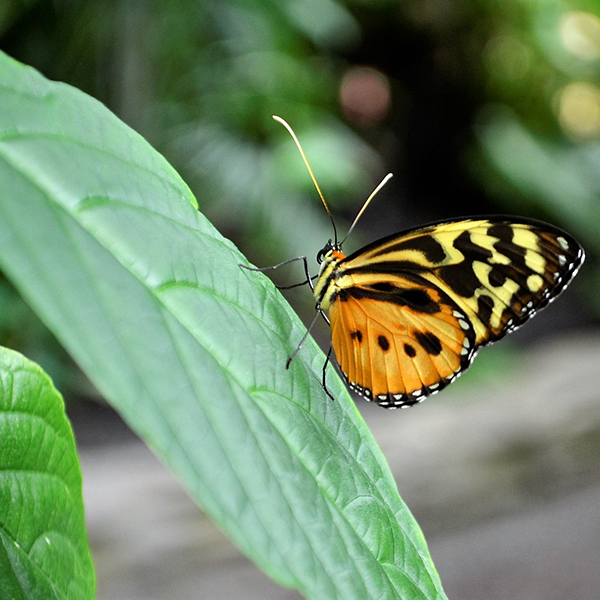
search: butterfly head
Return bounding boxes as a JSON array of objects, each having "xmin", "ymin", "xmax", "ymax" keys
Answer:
[
  {"xmin": 316, "ymin": 240, "xmax": 345, "ymax": 272},
  {"xmin": 316, "ymin": 240, "xmax": 335, "ymax": 265}
]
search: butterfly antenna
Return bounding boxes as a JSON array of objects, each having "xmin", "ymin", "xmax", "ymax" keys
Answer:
[
  {"xmin": 341, "ymin": 172, "xmax": 393, "ymax": 245},
  {"xmin": 273, "ymin": 115, "xmax": 338, "ymax": 244}
]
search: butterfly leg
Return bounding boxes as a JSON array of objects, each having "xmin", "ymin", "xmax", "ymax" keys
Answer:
[
  {"xmin": 277, "ymin": 275, "xmax": 318, "ymax": 291},
  {"xmin": 322, "ymin": 347, "xmax": 335, "ymax": 401},
  {"xmin": 240, "ymin": 256, "xmax": 316, "ymax": 290},
  {"xmin": 285, "ymin": 310, "xmax": 321, "ymax": 368},
  {"xmin": 287, "ymin": 332, "xmax": 335, "ymax": 401},
  {"xmin": 286, "ymin": 304, "xmax": 331, "ymax": 369}
]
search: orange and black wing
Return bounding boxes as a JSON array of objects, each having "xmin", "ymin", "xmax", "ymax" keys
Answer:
[
  {"xmin": 327, "ymin": 217, "xmax": 584, "ymax": 408},
  {"xmin": 329, "ymin": 275, "xmax": 477, "ymax": 407}
]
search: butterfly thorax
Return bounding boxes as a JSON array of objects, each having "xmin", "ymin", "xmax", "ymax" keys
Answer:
[{"xmin": 313, "ymin": 241, "xmax": 346, "ymax": 311}]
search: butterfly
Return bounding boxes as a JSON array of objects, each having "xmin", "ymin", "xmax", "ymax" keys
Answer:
[{"xmin": 265, "ymin": 117, "xmax": 585, "ymax": 409}]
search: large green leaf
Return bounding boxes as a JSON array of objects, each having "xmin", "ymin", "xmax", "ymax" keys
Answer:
[
  {"xmin": 0, "ymin": 51, "xmax": 446, "ymax": 599},
  {"xmin": 0, "ymin": 347, "xmax": 95, "ymax": 599}
]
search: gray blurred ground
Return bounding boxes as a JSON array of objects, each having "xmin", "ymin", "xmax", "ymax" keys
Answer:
[{"xmin": 81, "ymin": 333, "xmax": 600, "ymax": 599}]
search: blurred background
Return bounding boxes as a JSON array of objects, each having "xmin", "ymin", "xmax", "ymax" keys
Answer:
[{"xmin": 1, "ymin": 0, "xmax": 599, "ymax": 598}]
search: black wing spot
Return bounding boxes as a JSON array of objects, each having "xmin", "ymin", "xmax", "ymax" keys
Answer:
[
  {"xmin": 454, "ymin": 230, "xmax": 494, "ymax": 260},
  {"xmin": 377, "ymin": 335, "xmax": 390, "ymax": 351},
  {"xmin": 350, "ymin": 330, "xmax": 363, "ymax": 343},
  {"xmin": 488, "ymin": 223, "xmax": 514, "ymax": 243},
  {"xmin": 488, "ymin": 265, "xmax": 507, "ymax": 287},
  {"xmin": 404, "ymin": 343, "xmax": 417, "ymax": 357},
  {"xmin": 398, "ymin": 289, "xmax": 440, "ymax": 313},
  {"xmin": 438, "ymin": 231, "xmax": 495, "ymax": 298},
  {"xmin": 477, "ymin": 294, "xmax": 495, "ymax": 327},
  {"xmin": 344, "ymin": 285, "xmax": 440, "ymax": 314},
  {"xmin": 438, "ymin": 263, "xmax": 481, "ymax": 298},
  {"xmin": 369, "ymin": 282, "xmax": 395, "ymax": 292},
  {"xmin": 492, "ymin": 238, "xmax": 527, "ymax": 270},
  {"xmin": 376, "ymin": 234, "xmax": 447, "ymax": 263},
  {"xmin": 414, "ymin": 330, "xmax": 442, "ymax": 356}
]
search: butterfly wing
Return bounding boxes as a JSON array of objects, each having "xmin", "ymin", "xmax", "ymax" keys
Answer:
[
  {"xmin": 327, "ymin": 217, "xmax": 584, "ymax": 408},
  {"xmin": 329, "ymin": 276, "xmax": 477, "ymax": 407}
]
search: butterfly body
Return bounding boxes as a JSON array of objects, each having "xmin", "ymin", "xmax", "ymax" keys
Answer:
[{"xmin": 313, "ymin": 217, "xmax": 584, "ymax": 409}]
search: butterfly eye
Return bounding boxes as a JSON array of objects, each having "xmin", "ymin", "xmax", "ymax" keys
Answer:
[{"xmin": 317, "ymin": 240, "xmax": 334, "ymax": 264}]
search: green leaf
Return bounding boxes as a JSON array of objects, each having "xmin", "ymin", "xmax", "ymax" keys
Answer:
[
  {"xmin": 0, "ymin": 51, "xmax": 446, "ymax": 599},
  {"xmin": 0, "ymin": 347, "xmax": 95, "ymax": 599}
]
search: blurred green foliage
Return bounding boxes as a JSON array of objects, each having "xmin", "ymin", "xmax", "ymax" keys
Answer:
[{"xmin": 1, "ymin": 0, "xmax": 598, "ymax": 392}]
